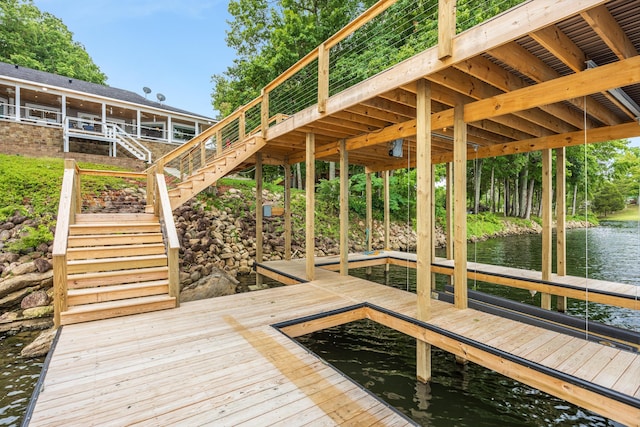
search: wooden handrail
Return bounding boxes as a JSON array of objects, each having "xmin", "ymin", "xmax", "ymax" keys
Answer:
[
  {"xmin": 155, "ymin": 173, "xmax": 180, "ymax": 306},
  {"xmin": 150, "ymin": 0, "xmax": 399, "ymax": 181},
  {"xmin": 78, "ymin": 169, "xmax": 147, "ymax": 178},
  {"xmin": 52, "ymin": 159, "xmax": 77, "ymax": 327}
]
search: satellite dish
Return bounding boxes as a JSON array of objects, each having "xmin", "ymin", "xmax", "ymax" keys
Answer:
[
  {"xmin": 143, "ymin": 87, "xmax": 151, "ymax": 98},
  {"xmin": 156, "ymin": 93, "xmax": 166, "ymax": 103}
]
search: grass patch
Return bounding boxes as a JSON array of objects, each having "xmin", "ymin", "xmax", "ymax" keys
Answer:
[
  {"xmin": 601, "ymin": 205, "xmax": 640, "ymax": 221},
  {"xmin": 0, "ymin": 154, "xmax": 133, "ymax": 252}
]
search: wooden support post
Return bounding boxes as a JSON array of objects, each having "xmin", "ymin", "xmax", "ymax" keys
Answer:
[
  {"xmin": 431, "ymin": 164, "xmax": 437, "ymax": 290},
  {"xmin": 339, "ymin": 139, "xmax": 349, "ymax": 276},
  {"xmin": 366, "ymin": 172, "xmax": 373, "ymax": 274},
  {"xmin": 454, "ymin": 103, "xmax": 468, "ymax": 310},
  {"xmin": 239, "ymin": 111, "xmax": 246, "ymax": 142},
  {"xmin": 306, "ymin": 133, "xmax": 316, "ymax": 281},
  {"xmin": 216, "ymin": 130, "xmax": 222, "ymax": 156},
  {"xmin": 541, "ymin": 148, "xmax": 552, "ymax": 309},
  {"xmin": 284, "ymin": 163, "xmax": 292, "ymax": 260},
  {"xmin": 556, "ymin": 147, "xmax": 567, "ymax": 311},
  {"xmin": 438, "ymin": 0, "xmax": 455, "ymax": 60},
  {"xmin": 383, "ymin": 170, "xmax": 390, "ymax": 272},
  {"xmin": 261, "ymin": 89, "xmax": 269, "ymax": 138},
  {"xmin": 146, "ymin": 165, "xmax": 156, "ymax": 213},
  {"xmin": 416, "ymin": 79, "xmax": 432, "ymax": 382},
  {"xmin": 318, "ymin": 43, "xmax": 329, "ymax": 114},
  {"xmin": 200, "ymin": 140, "xmax": 206, "ymax": 166},
  {"xmin": 255, "ymin": 153, "xmax": 264, "ymax": 287},
  {"xmin": 445, "ymin": 161, "xmax": 454, "ymax": 285}
]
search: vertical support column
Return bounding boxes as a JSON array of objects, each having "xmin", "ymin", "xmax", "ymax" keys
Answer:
[
  {"xmin": 318, "ymin": 43, "xmax": 329, "ymax": 114},
  {"xmin": 200, "ymin": 138, "xmax": 206, "ymax": 166},
  {"xmin": 167, "ymin": 116, "xmax": 173, "ymax": 144},
  {"xmin": 453, "ymin": 103, "xmax": 468, "ymax": 310},
  {"xmin": 446, "ymin": 162, "xmax": 454, "ymax": 266},
  {"xmin": 438, "ymin": 0, "xmax": 455, "ymax": 59},
  {"xmin": 541, "ymin": 149, "xmax": 552, "ymax": 309},
  {"xmin": 556, "ymin": 147, "xmax": 567, "ymax": 311},
  {"xmin": 306, "ymin": 133, "xmax": 316, "ymax": 281},
  {"xmin": 255, "ymin": 153, "xmax": 264, "ymax": 287},
  {"xmin": 339, "ymin": 139, "xmax": 349, "ymax": 276},
  {"xmin": 14, "ymin": 86, "xmax": 21, "ymax": 121},
  {"xmin": 383, "ymin": 170, "xmax": 391, "ymax": 272},
  {"xmin": 366, "ymin": 172, "xmax": 373, "ymax": 274},
  {"xmin": 61, "ymin": 95, "xmax": 66, "ymax": 123},
  {"xmin": 284, "ymin": 163, "xmax": 292, "ymax": 261},
  {"xmin": 416, "ymin": 79, "xmax": 432, "ymax": 383},
  {"xmin": 431, "ymin": 164, "xmax": 437, "ymax": 290}
]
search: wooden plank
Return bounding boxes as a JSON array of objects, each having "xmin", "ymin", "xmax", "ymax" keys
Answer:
[
  {"xmin": 67, "ymin": 254, "xmax": 167, "ymax": 274},
  {"xmin": 318, "ymin": 43, "xmax": 329, "ymax": 113},
  {"xmin": 280, "ymin": 307, "xmax": 366, "ymax": 338},
  {"xmin": 67, "ymin": 243, "xmax": 166, "ymax": 260},
  {"xmin": 284, "ymin": 163, "xmax": 292, "ymax": 260},
  {"xmin": 69, "ymin": 222, "xmax": 161, "ymax": 235},
  {"xmin": 67, "ymin": 266, "xmax": 169, "ymax": 289}
]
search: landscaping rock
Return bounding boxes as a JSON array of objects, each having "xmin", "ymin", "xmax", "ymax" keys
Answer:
[
  {"xmin": 21, "ymin": 327, "xmax": 57, "ymax": 358},
  {"xmin": 0, "ymin": 270, "xmax": 53, "ymax": 299},
  {"xmin": 22, "ymin": 305, "xmax": 54, "ymax": 319},
  {"xmin": 180, "ymin": 268, "xmax": 239, "ymax": 302},
  {"xmin": 21, "ymin": 290, "xmax": 50, "ymax": 309}
]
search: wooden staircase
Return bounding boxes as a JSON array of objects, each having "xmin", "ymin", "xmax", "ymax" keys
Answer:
[
  {"xmin": 59, "ymin": 213, "xmax": 176, "ymax": 325},
  {"xmin": 167, "ymin": 135, "xmax": 266, "ymax": 209}
]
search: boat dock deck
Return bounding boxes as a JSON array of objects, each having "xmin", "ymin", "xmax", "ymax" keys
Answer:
[{"xmin": 27, "ymin": 257, "xmax": 640, "ymax": 426}]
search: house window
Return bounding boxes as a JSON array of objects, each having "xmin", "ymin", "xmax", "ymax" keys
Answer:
[
  {"xmin": 141, "ymin": 122, "xmax": 166, "ymax": 139},
  {"xmin": 0, "ymin": 97, "xmax": 7, "ymax": 118},
  {"xmin": 173, "ymin": 124, "xmax": 195, "ymax": 141},
  {"xmin": 26, "ymin": 102, "xmax": 60, "ymax": 123}
]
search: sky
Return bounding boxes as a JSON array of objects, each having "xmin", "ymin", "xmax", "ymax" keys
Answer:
[{"xmin": 33, "ymin": 0, "xmax": 236, "ymax": 119}]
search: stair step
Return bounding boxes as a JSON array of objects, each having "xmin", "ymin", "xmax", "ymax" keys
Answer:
[
  {"xmin": 68, "ymin": 233, "xmax": 164, "ymax": 247},
  {"xmin": 60, "ymin": 295, "xmax": 176, "ymax": 325},
  {"xmin": 67, "ymin": 280, "xmax": 170, "ymax": 305},
  {"xmin": 68, "ymin": 266, "xmax": 169, "ymax": 289},
  {"xmin": 69, "ymin": 222, "xmax": 161, "ymax": 235},
  {"xmin": 67, "ymin": 243, "xmax": 166, "ymax": 260},
  {"xmin": 67, "ymin": 254, "xmax": 167, "ymax": 274},
  {"xmin": 75, "ymin": 213, "xmax": 159, "ymax": 223}
]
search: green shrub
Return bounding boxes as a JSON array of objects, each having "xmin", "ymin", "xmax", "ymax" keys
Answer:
[{"xmin": 6, "ymin": 224, "xmax": 54, "ymax": 253}]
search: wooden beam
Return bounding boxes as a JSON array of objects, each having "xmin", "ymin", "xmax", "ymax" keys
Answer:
[
  {"xmin": 464, "ymin": 55, "xmax": 640, "ymax": 125},
  {"xmin": 433, "ymin": 122, "xmax": 640, "ymax": 164},
  {"xmin": 261, "ymin": 90, "xmax": 269, "ymax": 138},
  {"xmin": 556, "ymin": 147, "xmax": 567, "ymax": 312},
  {"xmin": 453, "ymin": 103, "xmax": 467, "ymax": 310},
  {"xmin": 531, "ymin": 26, "xmax": 586, "ymax": 74},
  {"xmin": 339, "ymin": 139, "xmax": 349, "ymax": 276},
  {"xmin": 581, "ymin": 5, "xmax": 638, "ymax": 60},
  {"xmin": 255, "ymin": 153, "xmax": 264, "ymax": 287},
  {"xmin": 284, "ymin": 163, "xmax": 292, "ymax": 260},
  {"xmin": 445, "ymin": 161, "xmax": 454, "ymax": 262},
  {"xmin": 488, "ymin": 42, "xmax": 621, "ymax": 126},
  {"xmin": 306, "ymin": 133, "xmax": 316, "ymax": 281},
  {"xmin": 541, "ymin": 149, "xmax": 552, "ymax": 310},
  {"xmin": 438, "ymin": 0, "xmax": 455, "ymax": 59}
]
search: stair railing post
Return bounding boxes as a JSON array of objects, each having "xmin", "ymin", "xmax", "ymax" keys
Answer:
[
  {"xmin": 318, "ymin": 43, "xmax": 329, "ymax": 113},
  {"xmin": 260, "ymin": 91, "xmax": 269, "ymax": 139},
  {"xmin": 239, "ymin": 110, "xmax": 246, "ymax": 143},
  {"xmin": 146, "ymin": 164, "xmax": 156, "ymax": 212}
]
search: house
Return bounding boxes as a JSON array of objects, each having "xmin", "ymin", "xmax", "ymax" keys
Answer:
[{"xmin": 0, "ymin": 61, "xmax": 215, "ymax": 169}]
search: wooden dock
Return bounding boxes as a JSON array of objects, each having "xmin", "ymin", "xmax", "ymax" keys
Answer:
[{"xmin": 27, "ymin": 260, "xmax": 640, "ymax": 426}]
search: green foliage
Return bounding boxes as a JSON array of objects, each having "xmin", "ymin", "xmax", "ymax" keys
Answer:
[
  {"xmin": 592, "ymin": 182, "xmax": 626, "ymax": 217},
  {"xmin": 6, "ymin": 224, "xmax": 53, "ymax": 253},
  {"xmin": 0, "ymin": 0, "xmax": 107, "ymax": 83},
  {"xmin": 467, "ymin": 213, "xmax": 505, "ymax": 239}
]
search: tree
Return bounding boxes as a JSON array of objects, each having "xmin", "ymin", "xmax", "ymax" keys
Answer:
[
  {"xmin": 592, "ymin": 182, "xmax": 625, "ymax": 217},
  {"xmin": 0, "ymin": 0, "xmax": 106, "ymax": 84}
]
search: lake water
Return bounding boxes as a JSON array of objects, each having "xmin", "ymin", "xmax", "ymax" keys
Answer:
[
  {"xmin": 295, "ymin": 221, "xmax": 638, "ymax": 426},
  {"xmin": 1, "ymin": 221, "xmax": 637, "ymax": 425}
]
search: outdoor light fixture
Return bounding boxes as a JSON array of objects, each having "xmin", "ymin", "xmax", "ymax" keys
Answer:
[
  {"xmin": 389, "ymin": 138, "xmax": 403, "ymax": 157},
  {"xmin": 586, "ymin": 60, "xmax": 640, "ymax": 119}
]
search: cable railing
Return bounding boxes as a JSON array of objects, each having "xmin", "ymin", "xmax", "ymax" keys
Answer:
[{"xmin": 153, "ymin": 0, "xmax": 528, "ymax": 185}]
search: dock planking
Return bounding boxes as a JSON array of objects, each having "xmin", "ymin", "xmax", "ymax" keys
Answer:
[{"xmin": 27, "ymin": 258, "xmax": 640, "ymax": 426}]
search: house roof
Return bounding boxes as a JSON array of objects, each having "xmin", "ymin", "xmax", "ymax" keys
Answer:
[{"xmin": 0, "ymin": 61, "xmax": 214, "ymax": 121}]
